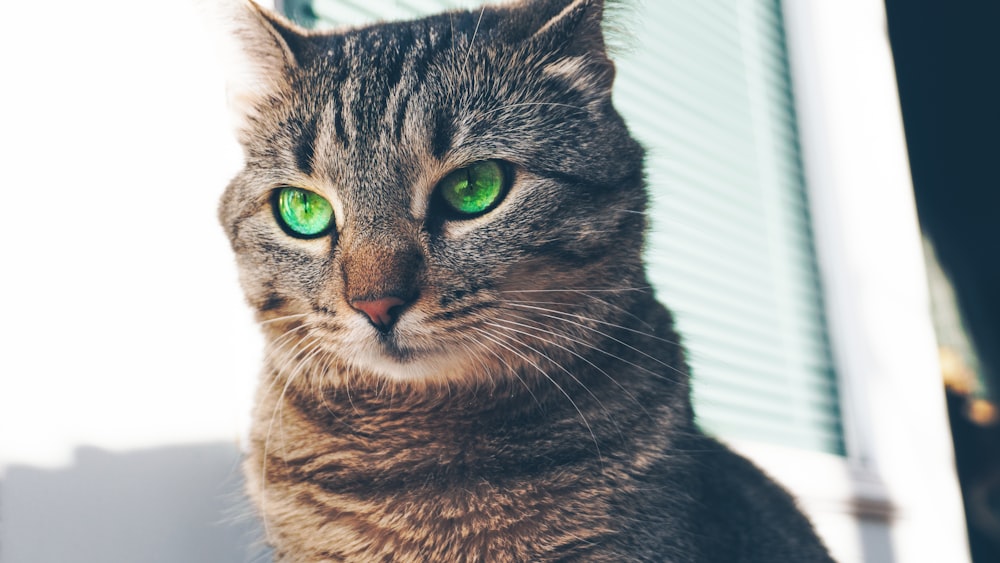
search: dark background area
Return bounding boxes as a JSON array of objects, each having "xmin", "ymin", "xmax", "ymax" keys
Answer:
[
  {"xmin": 885, "ymin": 1, "xmax": 1000, "ymax": 561},
  {"xmin": 885, "ymin": 0, "xmax": 999, "ymax": 398}
]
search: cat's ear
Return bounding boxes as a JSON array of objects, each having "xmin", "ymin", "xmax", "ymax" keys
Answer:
[
  {"xmin": 526, "ymin": 0, "xmax": 616, "ymax": 96},
  {"xmin": 201, "ymin": 0, "xmax": 307, "ymax": 133},
  {"xmin": 529, "ymin": 0, "xmax": 609, "ymax": 56}
]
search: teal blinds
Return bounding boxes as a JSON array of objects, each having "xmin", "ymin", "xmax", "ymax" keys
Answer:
[
  {"xmin": 282, "ymin": 0, "xmax": 484, "ymax": 27},
  {"xmin": 615, "ymin": 1, "xmax": 842, "ymax": 455},
  {"xmin": 284, "ymin": 0, "xmax": 845, "ymax": 455}
]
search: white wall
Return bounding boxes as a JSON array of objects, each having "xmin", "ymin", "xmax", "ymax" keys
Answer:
[{"xmin": 0, "ymin": 1, "xmax": 265, "ymax": 560}]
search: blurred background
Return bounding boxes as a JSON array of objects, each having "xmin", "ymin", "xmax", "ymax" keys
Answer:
[
  {"xmin": 886, "ymin": 1, "xmax": 1000, "ymax": 560},
  {"xmin": 0, "ymin": 0, "xmax": 996, "ymax": 561}
]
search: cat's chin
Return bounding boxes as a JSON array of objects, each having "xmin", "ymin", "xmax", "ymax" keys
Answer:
[
  {"xmin": 340, "ymin": 326, "xmax": 474, "ymax": 384},
  {"xmin": 350, "ymin": 344, "xmax": 473, "ymax": 383},
  {"xmin": 321, "ymin": 311, "xmax": 480, "ymax": 383}
]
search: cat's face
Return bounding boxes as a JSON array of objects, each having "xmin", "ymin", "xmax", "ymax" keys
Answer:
[{"xmin": 218, "ymin": 0, "xmax": 646, "ymax": 384}]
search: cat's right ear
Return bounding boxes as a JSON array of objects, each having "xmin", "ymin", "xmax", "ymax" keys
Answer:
[
  {"xmin": 520, "ymin": 0, "xmax": 617, "ymax": 100},
  {"xmin": 200, "ymin": 0, "xmax": 305, "ymax": 134}
]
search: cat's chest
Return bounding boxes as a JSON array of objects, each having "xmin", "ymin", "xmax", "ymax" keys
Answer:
[
  {"xmin": 247, "ymin": 390, "xmax": 631, "ymax": 561},
  {"xmin": 252, "ymin": 445, "xmax": 619, "ymax": 562}
]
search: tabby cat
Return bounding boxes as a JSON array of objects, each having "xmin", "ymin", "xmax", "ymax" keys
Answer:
[{"xmin": 215, "ymin": 0, "xmax": 835, "ymax": 560}]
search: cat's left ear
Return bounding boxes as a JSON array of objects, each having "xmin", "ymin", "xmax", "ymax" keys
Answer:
[
  {"xmin": 201, "ymin": 0, "xmax": 309, "ymax": 134},
  {"xmin": 530, "ymin": 0, "xmax": 608, "ymax": 55},
  {"xmin": 527, "ymin": 0, "xmax": 616, "ymax": 95}
]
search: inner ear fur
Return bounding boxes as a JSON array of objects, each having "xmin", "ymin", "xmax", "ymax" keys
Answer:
[
  {"xmin": 519, "ymin": 0, "xmax": 616, "ymax": 95},
  {"xmin": 204, "ymin": 0, "xmax": 310, "ymax": 134},
  {"xmin": 529, "ymin": 0, "xmax": 608, "ymax": 57}
]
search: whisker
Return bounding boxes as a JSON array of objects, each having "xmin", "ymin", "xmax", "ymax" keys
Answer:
[
  {"xmin": 258, "ymin": 324, "xmax": 330, "ymax": 542},
  {"xmin": 481, "ymin": 318, "xmax": 630, "ymax": 443},
  {"xmin": 502, "ymin": 295, "xmax": 657, "ymax": 333},
  {"xmin": 256, "ymin": 321, "xmax": 321, "ymax": 427},
  {"xmin": 483, "ymin": 314, "xmax": 649, "ymax": 418},
  {"xmin": 463, "ymin": 6, "xmax": 486, "ymax": 67},
  {"xmin": 515, "ymin": 306, "xmax": 687, "ymax": 378},
  {"xmin": 492, "ymin": 311, "xmax": 682, "ymax": 383},
  {"xmin": 609, "ymin": 207, "xmax": 648, "ymax": 215},
  {"xmin": 501, "ymin": 301, "xmax": 678, "ymax": 346},
  {"xmin": 276, "ymin": 337, "xmax": 327, "ymax": 450},
  {"xmin": 461, "ymin": 329, "xmax": 543, "ymax": 411},
  {"xmin": 263, "ymin": 319, "xmax": 321, "ymax": 363},
  {"xmin": 499, "ymin": 286, "xmax": 653, "ymax": 295},
  {"xmin": 470, "ymin": 326, "xmax": 603, "ymax": 463},
  {"xmin": 259, "ymin": 312, "xmax": 309, "ymax": 325},
  {"xmin": 316, "ymin": 349, "xmax": 347, "ymax": 421},
  {"xmin": 454, "ymin": 335, "xmax": 498, "ymax": 392},
  {"xmin": 257, "ymin": 330, "xmax": 317, "ymax": 541}
]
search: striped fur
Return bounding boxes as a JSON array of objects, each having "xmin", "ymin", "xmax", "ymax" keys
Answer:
[{"xmin": 215, "ymin": 0, "xmax": 834, "ymax": 560}]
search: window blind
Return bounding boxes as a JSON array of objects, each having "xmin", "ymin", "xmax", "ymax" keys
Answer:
[{"xmin": 283, "ymin": 0, "xmax": 845, "ymax": 455}]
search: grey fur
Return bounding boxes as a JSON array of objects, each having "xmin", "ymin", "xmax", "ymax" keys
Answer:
[{"xmin": 216, "ymin": 0, "xmax": 836, "ymax": 560}]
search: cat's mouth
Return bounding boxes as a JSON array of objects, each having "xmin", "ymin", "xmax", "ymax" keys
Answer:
[
  {"xmin": 372, "ymin": 331, "xmax": 418, "ymax": 362},
  {"xmin": 345, "ymin": 322, "xmax": 477, "ymax": 382},
  {"xmin": 313, "ymin": 304, "xmax": 479, "ymax": 381}
]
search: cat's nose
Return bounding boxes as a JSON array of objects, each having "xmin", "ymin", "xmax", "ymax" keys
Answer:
[{"xmin": 350, "ymin": 296, "xmax": 408, "ymax": 330}]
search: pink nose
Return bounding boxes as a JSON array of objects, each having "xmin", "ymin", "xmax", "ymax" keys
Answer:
[{"xmin": 350, "ymin": 296, "xmax": 407, "ymax": 330}]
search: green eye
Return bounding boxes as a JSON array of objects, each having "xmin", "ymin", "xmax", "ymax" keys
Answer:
[
  {"xmin": 436, "ymin": 160, "xmax": 508, "ymax": 216},
  {"xmin": 274, "ymin": 187, "xmax": 334, "ymax": 238}
]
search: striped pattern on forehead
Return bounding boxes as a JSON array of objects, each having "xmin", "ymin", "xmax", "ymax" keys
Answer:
[{"xmin": 301, "ymin": 14, "xmax": 474, "ymax": 157}]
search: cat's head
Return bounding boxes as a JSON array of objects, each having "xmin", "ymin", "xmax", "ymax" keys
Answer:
[{"xmin": 216, "ymin": 0, "xmax": 647, "ymax": 386}]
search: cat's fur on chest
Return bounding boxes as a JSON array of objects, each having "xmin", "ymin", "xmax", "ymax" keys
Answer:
[{"xmin": 213, "ymin": 0, "xmax": 835, "ymax": 560}]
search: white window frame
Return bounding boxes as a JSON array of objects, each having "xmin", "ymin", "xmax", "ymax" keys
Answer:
[{"xmin": 732, "ymin": 1, "xmax": 970, "ymax": 562}]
